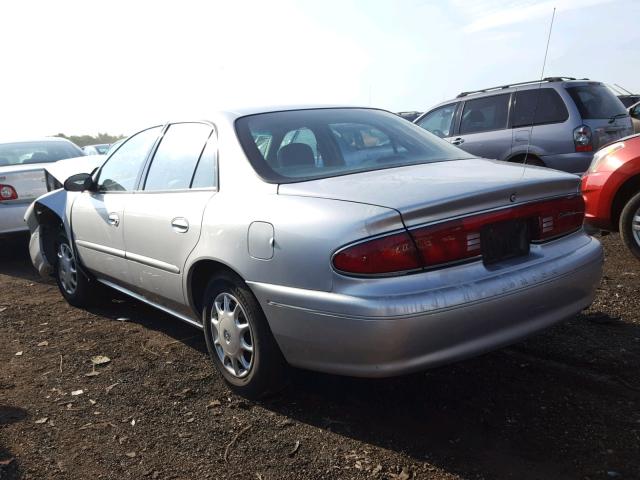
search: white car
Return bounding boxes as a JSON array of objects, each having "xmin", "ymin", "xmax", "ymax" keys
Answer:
[{"xmin": 0, "ymin": 137, "xmax": 103, "ymax": 237}]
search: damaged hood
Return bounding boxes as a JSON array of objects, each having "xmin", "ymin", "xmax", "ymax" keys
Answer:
[{"xmin": 45, "ymin": 155, "xmax": 105, "ymax": 183}]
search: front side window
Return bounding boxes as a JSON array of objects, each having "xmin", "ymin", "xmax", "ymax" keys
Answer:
[
  {"xmin": 144, "ymin": 123, "xmax": 212, "ymax": 191},
  {"xmin": 97, "ymin": 127, "xmax": 161, "ymax": 192},
  {"xmin": 235, "ymin": 108, "xmax": 474, "ymax": 183},
  {"xmin": 567, "ymin": 84, "xmax": 627, "ymax": 119},
  {"xmin": 0, "ymin": 140, "xmax": 83, "ymax": 167},
  {"xmin": 416, "ymin": 104, "xmax": 456, "ymax": 137},
  {"xmin": 459, "ymin": 94, "xmax": 510, "ymax": 135},
  {"xmin": 511, "ymin": 88, "xmax": 569, "ymax": 127}
]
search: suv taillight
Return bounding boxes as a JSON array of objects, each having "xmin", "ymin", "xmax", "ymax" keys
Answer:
[
  {"xmin": 332, "ymin": 196, "xmax": 585, "ymax": 275},
  {"xmin": 0, "ymin": 184, "xmax": 18, "ymax": 201},
  {"xmin": 574, "ymin": 125, "xmax": 593, "ymax": 152}
]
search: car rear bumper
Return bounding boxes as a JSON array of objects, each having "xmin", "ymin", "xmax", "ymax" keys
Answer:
[
  {"xmin": 0, "ymin": 202, "xmax": 30, "ymax": 236},
  {"xmin": 540, "ymin": 152, "xmax": 593, "ymax": 174},
  {"xmin": 249, "ymin": 234, "xmax": 603, "ymax": 377}
]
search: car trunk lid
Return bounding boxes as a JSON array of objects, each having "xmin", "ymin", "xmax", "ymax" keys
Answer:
[
  {"xmin": 278, "ymin": 159, "xmax": 580, "ymax": 227},
  {"xmin": 0, "ymin": 165, "xmax": 48, "ymax": 203}
]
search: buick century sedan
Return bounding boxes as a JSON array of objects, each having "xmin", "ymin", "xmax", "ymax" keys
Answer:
[{"xmin": 26, "ymin": 106, "xmax": 603, "ymax": 398}]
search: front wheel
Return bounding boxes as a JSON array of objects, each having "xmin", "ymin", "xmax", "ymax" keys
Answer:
[
  {"xmin": 619, "ymin": 191, "xmax": 640, "ymax": 260},
  {"xmin": 54, "ymin": 232, "xmax": 100, "ymax": 307},
  {"xmin": 202, "ymin": 273, "xmax": 288, "ymax": 399}
]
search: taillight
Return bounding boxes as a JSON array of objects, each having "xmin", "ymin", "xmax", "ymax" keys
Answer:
[
  {"xmin": 332, "ymin": 231, "xmax": 421, "ymax": 275},
  {"xmin": 574, "ymin": 125, "xmax": 593, "ymax": 152},
  {"xmin": 332, "ymin": 196, "xmax": 585, "ymax": 276},
  {"xmin": 530, "ymin": 196, "xmax": 585, "ymax": 241},
  {"xmin": 0, "ymin": 184, "xmax": 18, "ymax": 201}
]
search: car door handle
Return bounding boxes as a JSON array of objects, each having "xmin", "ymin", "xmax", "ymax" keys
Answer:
[
  {"xmin": 451, "ymin": 137, "xmax": 465, "ymax": 145},
  {"xmin": 107, "ymin": 213, "xmax": 120, "ymax": 227},
  {"xmin": 171, "ymin": 217, "xmax": 189, "ymax": 233}
]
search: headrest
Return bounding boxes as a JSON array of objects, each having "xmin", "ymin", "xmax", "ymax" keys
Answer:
[{"xmin": 277, "ymin": 143, "xmax": 315, "ymax": 169}]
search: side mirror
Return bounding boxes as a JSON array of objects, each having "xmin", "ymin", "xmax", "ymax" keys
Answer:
[
  {"xmin": 64, "ymin": 173, "xmax": 95, "ymax": 192},
  {"xmin": 631, "ymin": 107, "xmax": 640, "ymax": 119}
]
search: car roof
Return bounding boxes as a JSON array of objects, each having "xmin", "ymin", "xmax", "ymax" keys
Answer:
[
  {"xmin": 417, "ymin": 79, "xmax": 604, "ymax": 118},
  {"xmin": 213, "ymin": 104, "xmax": 365, "ymax": 120},
  {"xmin": 0, "ymin": 136, "xmax": 76, "ymax": 146}
]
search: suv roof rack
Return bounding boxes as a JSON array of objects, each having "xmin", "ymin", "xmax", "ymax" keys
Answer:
[{"xmin": 456, "ymin": 77, "xmax": 590, "ymax": 98}]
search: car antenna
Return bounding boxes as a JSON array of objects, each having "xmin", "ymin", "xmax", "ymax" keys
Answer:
[{"xmin": 522, "ymin": 7, "xmax": 556, "ymax": 174}]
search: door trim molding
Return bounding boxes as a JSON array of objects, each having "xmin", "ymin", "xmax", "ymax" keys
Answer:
[
  {"xmin": 126, "ymin": 251, "xmax": 181, "ymax": 274},
  {"xmin": 75, "ymin": 240, "xmax": 125, "ymax": 259}
]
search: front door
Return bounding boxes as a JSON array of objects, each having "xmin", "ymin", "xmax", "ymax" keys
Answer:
[
  {"xmin": 122, "ymin": 122, "xmax": 217, "ymax": 315},
  {"xmin": 72, "ymin": 126, "xmax": 162, "ymax": 284}
]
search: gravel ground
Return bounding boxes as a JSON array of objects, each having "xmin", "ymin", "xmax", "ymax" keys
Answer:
[{"xmin": 0, "ymin": 233, "xmax": 638, "ymax": 480}]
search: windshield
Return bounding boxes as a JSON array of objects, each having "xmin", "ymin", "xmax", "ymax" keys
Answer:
[
  {"xmin": 0, "ymin": 140, "xmax": 83, "ymax": 167},
  {"xmin": 567, "ymin": 85, "xmax": 627, "ymax": 119},
  {"xmin": 235, "ymin": 108, "xmax": 474, "ymax": 183}
]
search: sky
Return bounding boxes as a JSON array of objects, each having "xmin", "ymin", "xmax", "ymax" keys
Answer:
[{"xmin": 1, "ymin": 0, "xmax": 638, "ymax": 138}]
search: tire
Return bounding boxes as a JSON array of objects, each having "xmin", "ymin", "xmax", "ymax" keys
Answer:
[
  {"xmin": 511, "ymin": 155, "xmax": 545, "ymax": 167},
  {"xmin": 54, "ymin": 231, "xmax": 100, "ymax": 307},
  {"xmin": 619, "ymin": 191, "xmax": 640, "ymax": 260},
  {"xmin": 202, "ymin": 272, "xmax": 288, "ymax": 399}
]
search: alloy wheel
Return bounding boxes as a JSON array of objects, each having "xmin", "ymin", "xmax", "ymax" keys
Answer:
[
  {"xmin": 210, "ymin": 292, "xmax": 254, "ymax": 378},
  {"xmin": 632, "ymin": 206, "xmax": 640, "ymax": 247},
  {"xmin": 57, "ymin": 243, "xmax": 78, "ymax": 295}
]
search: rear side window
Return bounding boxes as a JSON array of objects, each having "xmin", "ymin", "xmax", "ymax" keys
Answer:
[
  {"xmin": 511, "ymin": 88, "xmax": 569, "ymax": 127},
  {"xmin": 416, "ymin": 104, "xmax": 456, "ymax": 137},
  {"xmin": 567, "ymin": 85, "xmax": 627, "ymax": 119},
  {"xmin": 191, "ymin": 135, "xmax": 218, "ymax": 189},
  {"xmin": 144, "ymin": 123, "xmax": 212, "ymax": 191},
  {"xmin": 460, "ymin": 94, "xmax": 509, "ymax": 134}
]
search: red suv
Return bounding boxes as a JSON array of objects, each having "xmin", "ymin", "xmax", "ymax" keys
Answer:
[{"xmin": 582, "ymin": 134, "xmax": 640, "ymax": 259}]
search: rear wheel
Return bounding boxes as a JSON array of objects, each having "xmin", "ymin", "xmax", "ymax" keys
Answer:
[
  {"xmin": 511, "ymin": 154, "xmax": 545, "ymax": 167},
  {"xmin": 619, "ymin": 191, "xmax": 640, "ymax": 260},
  {"xmin": 54, "ymin": 231, "xmax": 100, "ymax": 307},
  {"xmin": 202, "ymin": 273, "xmax": 288, "ymax": 399}
]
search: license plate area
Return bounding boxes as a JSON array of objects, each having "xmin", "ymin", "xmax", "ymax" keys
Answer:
[{"xmin": 481, "ymin": 219, "xmax": 530, "ymax": 265}]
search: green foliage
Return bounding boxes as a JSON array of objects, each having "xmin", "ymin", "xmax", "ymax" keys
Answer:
[{"xmin": 55, "ymin": 132, "xmax": 125, "ymax": 148}]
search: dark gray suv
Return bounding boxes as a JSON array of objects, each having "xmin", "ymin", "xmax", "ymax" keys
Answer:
[{"xmin": 415, "ymin": 77, "xmax": 633, "ymax": 174}]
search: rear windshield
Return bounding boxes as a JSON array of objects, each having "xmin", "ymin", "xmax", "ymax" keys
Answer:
[
  {"xmin": 235, "ymin": 108, "xmax": 474, "ymax": 183},
  {"xmin": 567, "ymin": 85, "xmax": 627, "ymax": 119},
  {"xmin": 0, "ymin": 141, "xmax": 83, "ymax": 166}
]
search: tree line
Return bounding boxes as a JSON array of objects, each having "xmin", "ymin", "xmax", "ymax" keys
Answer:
[{"xmin": 55, "ymin": 132, "xmax": 125, "ymax": 147}]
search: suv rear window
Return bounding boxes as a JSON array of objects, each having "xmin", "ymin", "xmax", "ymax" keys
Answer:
[
  {"xmin": 567, "ymin": 84, "xmax": 627, "ymax": 119},
  {"xmin": 235, "ymin": 108, "xmax": 473, "ymax": 183},
  {"xmin": 511, "ymin": 88, "xmax": 569, "ymax": 127}
]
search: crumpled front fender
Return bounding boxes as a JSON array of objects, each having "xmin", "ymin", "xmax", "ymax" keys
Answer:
[{"xmin": 24, "ymin": 189, "xmax": 75, "ymax": 278}]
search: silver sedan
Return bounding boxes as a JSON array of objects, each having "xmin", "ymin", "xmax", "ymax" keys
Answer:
[{"xmin": 26, "ymin": 106, "xmax": 603, "ymax": 398}]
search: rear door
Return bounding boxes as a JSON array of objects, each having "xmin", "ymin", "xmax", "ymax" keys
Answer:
[
  {"xmin": 453, "ymin": 93, "xmax": 513, "ymax": 160},
  {"xmin": 122, "ymin": 122, "xmax": 217, "ymax": 314},
  {"xmin": 72, "ymin": 127, "xmax": 161, "ymax": 283},
  {"xmin": 566, "ymin": 83, "xmax": 634, "ymax": 149}
]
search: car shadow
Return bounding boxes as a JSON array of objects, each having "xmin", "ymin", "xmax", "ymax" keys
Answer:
[
  {"xmin": 0, "ymin": 235, "xmax": 48, "ymax": 284},
  {"xmin": 256, "ymin": 313, "xmax": 640, "ymax": 480},
  {"xmin": 85, "ymin": 290, "xmax": 640, "ymax": 479}
]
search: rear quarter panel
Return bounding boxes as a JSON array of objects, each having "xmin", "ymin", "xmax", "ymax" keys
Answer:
[{"xmin": 185, "ymin": 192, "xmax": 404, "ymax": 293}]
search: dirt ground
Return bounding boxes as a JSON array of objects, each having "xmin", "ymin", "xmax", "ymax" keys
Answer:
[{"xmin": 0, "ymin": 233, "xmax": 638, "ymax": 480}]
